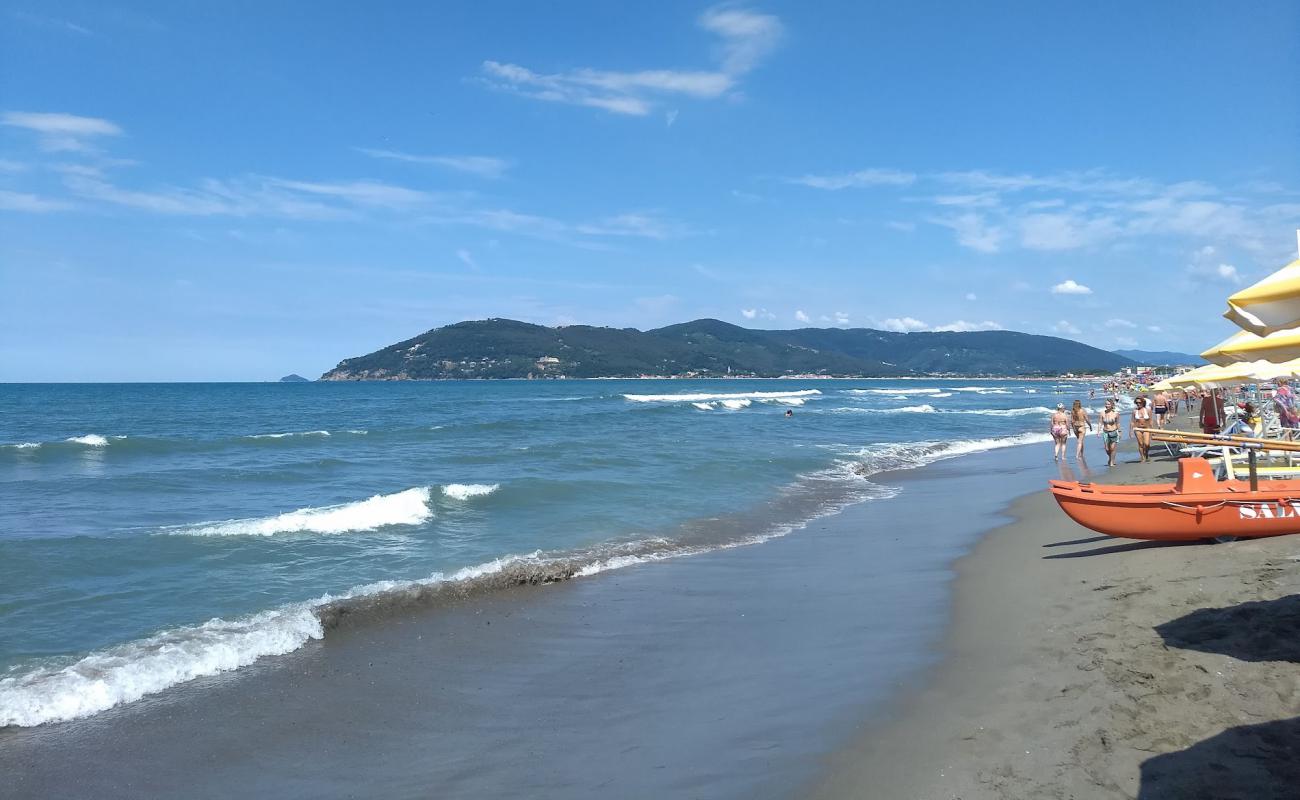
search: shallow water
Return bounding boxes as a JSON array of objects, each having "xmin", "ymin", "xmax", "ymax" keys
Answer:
[{"xmin": 0, "ymin": 379, "xmax": 1081, "ymax": 728}]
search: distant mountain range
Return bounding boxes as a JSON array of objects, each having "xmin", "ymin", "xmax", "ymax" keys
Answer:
[
  {"xmin": 1111, "ymin": 349, "xmax": 1206, "ymax": 366},
  {"xmin": 320, "ymin": 318, "xmax": 1135, "ymax": 380}
]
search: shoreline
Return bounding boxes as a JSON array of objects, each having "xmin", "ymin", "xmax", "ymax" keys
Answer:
[
  {"xmin": 2, "ymin": 440, "xmax": 1059, "ymax": 798},
  {"xmin": 809, "ymin": 450, "xmax": 1300, "ymax": 799}
]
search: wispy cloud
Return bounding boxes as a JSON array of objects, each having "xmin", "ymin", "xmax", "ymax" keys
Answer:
[
  {"xmin": 1053, "ymin": 320, "xmax": 1082, "ymax": 335},
  {"xmin": 794, "ymin": 309, "xmax": 811, "ymax": 323},
  {"xmin": 62, "ymin": 173, "xmax": 434, "ymax": 219},
  {"xmin": 478, "ymin": 5, "xmax": 782, "ymax": 116},
  {"xmin": 10, "ymin": 11, "xmax": 92, "ymax": 36},
  {"xmin": 927, "ymin": 212, "xmax": 1004, "ymax": 253},
  {"xmin": 356, "ymin": 147, "xmax": 511, "ymax": 179},
  {"xmin": 456, "ymin": 248, "xmax": 478, "ymax": 269},
  {"xmin": 575, "ymin": 212, "xmax": 689, "ymax": 239},
  {"xmin": 789, "ymin": 168, "xmax": 916, "ymax": 190},
  {"xmin": 881, "ymin": 316, "xmax": 928, "ymax": 332},
  {"xmin": 0, "ymin": 189, "xmax": 74, "ymax": 212},
  {"xmin": 930, "ymin": 320, "xmax": 1001, "ymax": 332},
  {"xmin": 2, "ymin": 111, "xmax": 122, "ymax": 152}
]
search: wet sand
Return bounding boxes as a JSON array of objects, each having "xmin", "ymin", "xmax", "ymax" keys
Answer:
[
  {"xmin": 810, "ymin": 451, "xmax": 1300, "ymax": 799},
  {"xmin": 1, "ymin": 444, "xmax": 1055, "ymax": 800}
]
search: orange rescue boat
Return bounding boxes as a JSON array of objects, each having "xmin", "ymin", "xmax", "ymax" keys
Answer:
[{"xmin": 1051, "ymin": 457, "xmax": 1300, "ymax": 541}]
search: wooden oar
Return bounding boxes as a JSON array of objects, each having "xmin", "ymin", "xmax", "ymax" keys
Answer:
[
  {"xmin": 1133, "ymin": 427, "xmax": 1300, "ymax": 490},
  {"xmin": 1133, "ymin": 428, "xmax": 1300, "ymax": 452}
]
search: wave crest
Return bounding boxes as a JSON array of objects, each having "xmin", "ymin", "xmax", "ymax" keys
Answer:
[
  {"xmin": 623, "ymin": 390, "xmax": 821, "ymax": 403},
  {"xmin": 171, "ymin": 487, "xmax": 433, "ymax": 536}
]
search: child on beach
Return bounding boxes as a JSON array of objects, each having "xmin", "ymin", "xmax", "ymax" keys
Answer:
[
  {"xmin": 1050, "ymin": 403, "xmax": 1070, "ymax": 462},
  {"xmin": 1071, "ymin": 399, "xmax": 1092, "ymax": 460},
  {"xmin": 1100, "ymin": 399, "xmax": 1121, "ymax": 467}
]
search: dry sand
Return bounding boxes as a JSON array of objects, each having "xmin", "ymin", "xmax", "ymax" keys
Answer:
[{"xmin": 810, "ymin": 453, "xmax": 1300, "ymax": 799}]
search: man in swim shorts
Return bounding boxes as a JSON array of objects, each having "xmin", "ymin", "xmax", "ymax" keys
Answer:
[{"xmin": 1153, "ymin": 390, "xmax": 1170, "ymax": 429}]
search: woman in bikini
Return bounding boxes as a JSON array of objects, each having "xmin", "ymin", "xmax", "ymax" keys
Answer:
[
  {"xmin": 1100, "ymin": 399, "xmax": 1121, "ymax": 467},
  {"xmin": 1071, "ymin": 399, "xmax": 1092, "ymax": 460},
  {"xmin": 1050, "ymin": 403, "xmax": 1070, "ymax": 462},
  {"xmin": 1132, "ymin": 396, "xmax": 1152, "ymax": 462}
]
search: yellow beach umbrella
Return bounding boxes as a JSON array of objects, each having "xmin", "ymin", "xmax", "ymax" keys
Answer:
[
  {"xmin": 1208, "ymin": 324, "xmax": 1300, "ymax": 365},
  {"xmin": 1201, "ymin": 331, "xmax": 1259, "ymax": 366},
  {"xmin": 1223, "ymin": 234, "xmax": 1300, "ymax": 335},
  {"xmin": 1249, "ymin": 358, "xmax": 1300, "ymax": 382},
  {"xmin": 1167, "ymin": 364, "xmax": 1221, "ymax": 387},
  {"xmin": 1150, "ymin": 378, "xmax": 1174, "ymax": 391}
]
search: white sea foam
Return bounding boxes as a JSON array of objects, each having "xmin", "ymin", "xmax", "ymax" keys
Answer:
[
  {"xmin": 691, "ymin": 402, "xmax": 715, "ymax": 411},
  {"xmin": 442, "ymin": 483, "xmax": 499, "ymax": 501},
  {"xmin": 623, "ymin": 390, "xmax": 820, "ymax": 403},
  {"xmin": 4, "ymin": 442, "xmax": 41, "ymax": 450},
  {"xmin": 66, "ymin": 434, "xmax": 109, "ymax": 447},
  {"xmin": 773, "ymin": 398, "xmax": 806, "ymax": 406},
  {"xmin": 720, "ymin": 399, "xmax": 752, "ymax": 410},
  {"xmin": 931, "ymin": 392, "xmax": 954, "ymax": 398},
  {"xmin": 835, "ymin": 405, "xmax": 1051, "ymax": 417},
  {"xmin": 171, "ymin": 487, "xmax": 433, "ymax": 536},
  {"xmin": 848, "ymin": 388, "xmax": 944, "ymax": 395},
  {"xmin": 246, "ymin": 430, "xmax": 332, "ymax": 440},
  {"xmin": 0, "ymin": 605, "xmax": 324, "ymax": 728},
  {"xmin": 842, "ymin": 431, "xmax": 1054, "ymax": 478}
]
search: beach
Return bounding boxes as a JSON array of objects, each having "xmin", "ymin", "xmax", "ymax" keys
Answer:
[
  {"xmin": 811, "ymin": 451, "xmax": 1300, "ymax": 799},
  {"xmin": 6, "ymin": 390, "xmax": 1299, "ymax": 798}
]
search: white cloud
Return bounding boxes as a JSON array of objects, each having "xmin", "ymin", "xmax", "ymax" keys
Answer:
[
  {"xmin": 479, "ymin": 6, "xmax": 782, "ymax": 116},
  {"xmin": 1052, "ymin": 320, "xmax": 1082, "ymax": 335},
  {"xmin": 833, "ymin": 311, "xmax": 850, "ymax": 326},
  {"xmin": 794, "ymin": 309, "xmax": 811, "ymax": 323},
  {"xmin": 1187, "ymin": 261, "xmax": 1241, "ymax": 284},
  {"xmin": 1147, "ymin": 325, "xmax": 1162, "ymax": 333},
  {"xmin": 0, "ymin": 189, "xmax": 73, "ymax": 212},
  {"xmin": 356, "ymin": 148, "xmax": 510, "ymax": 179},
  {"xmin": 456, "ymin": 248, "xmax": 478, "ymax": 269},
  {"xmin": 790, "ymin": 168, "xmax": 916, "ymax": 190},
  {"xmin": 1050, "ymin": 279, "xmax": 1092, "ymax": 295},
  {"xmin": 740, "ymin": 308, "xmax": 758, "ymax": 319},
  {"xmin": 964, "ymin": 292, "xmax": 977, "ymax": 301},
  {"xmin": 1104, "ymin": 318, "xmax": 1136, "ymax": 329},
  {"xmin": 665, "ymin": 109, "xmax": 679, "ymax": 127},
  {"xmin": 928, "ymin": 212, "xmax": 1004, "ymax": 253},
  {"xmin": 886, "ymin": 220, "xmax": 915, "ymax": 232},
  {"xmin": 1, "ymin": 111, "xmax": 122, "ymax": 152},
  {"xmin": 931, "ymin": 320, "xmax": 1002, "ymax": 332},
  {"xmin": 881, "ymin": 316, "xmax": 928, "ymax": 332},
  {"xmin": 1018, "ymin": 212, "xmax": 1118, "ymax": 251}
]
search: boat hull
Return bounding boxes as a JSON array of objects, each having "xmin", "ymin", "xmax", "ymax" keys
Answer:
[{"xmin": 1050, "ymin": 482, "xmax": 1300, "ymax": 541}]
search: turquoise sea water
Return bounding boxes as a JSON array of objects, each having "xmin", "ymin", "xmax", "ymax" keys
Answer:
[{"xmin": 0, "ymin": 379, "xmax": 1075, "ymax": 728}]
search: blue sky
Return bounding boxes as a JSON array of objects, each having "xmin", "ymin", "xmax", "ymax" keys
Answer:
[{"xmin": 2, "ymin": 1, "xmax": 1298, "ymax": 380}]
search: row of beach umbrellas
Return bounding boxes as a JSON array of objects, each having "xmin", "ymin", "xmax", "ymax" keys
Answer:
[{"xmin": 1150, "ymin": 232, "xmax": 1300, "ymax": 391}]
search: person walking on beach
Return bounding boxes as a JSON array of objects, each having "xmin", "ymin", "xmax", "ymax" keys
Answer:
[
  {"xmin": 1275, "ymin": 379, "xmax": 1299, "ymax": 440},
  {"xmin": 1153, "ymin": 389, "xmax": 1170, "ymax": 429},
  {"xmin": 1200, "ymin": 388, "xmax": 1226, "ymax": 435},
  {"xmin": 1132, "ymin": 396, "xmax": 1152, "ymax": 462},
  {"xmin": 1071, "ymin": 399, "xmax": 1092, "ymax": 460},
  {"xmin": 1050, "ymin": 403, "xmax": 1070, "ymax": 462},
  {"xmin": 1100, "ymin": 399, "xmax": 1121, "ymax": 467}
]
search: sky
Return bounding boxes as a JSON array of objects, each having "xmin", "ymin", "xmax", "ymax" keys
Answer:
[{"xmin": 1, "ymin": 1, "xmax": 1298, "ymax": 381}]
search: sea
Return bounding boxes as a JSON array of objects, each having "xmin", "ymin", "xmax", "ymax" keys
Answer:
[{"xmin": 0, "ymin": 379, "xmax": 1085, "ymax": 730}]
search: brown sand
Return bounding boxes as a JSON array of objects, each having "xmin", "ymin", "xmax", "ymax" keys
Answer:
[{"xmin": 810, "ymin": 455, "xmax": 1300, "ymax": 799}]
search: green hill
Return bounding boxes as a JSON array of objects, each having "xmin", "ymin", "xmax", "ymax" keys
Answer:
[{"xmin": 320, "ymin": 318, "xmax": 1134, "ymax": 380}]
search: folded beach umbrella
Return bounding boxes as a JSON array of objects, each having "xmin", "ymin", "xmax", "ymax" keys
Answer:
[
  {"xmin": 1222, "ymin": 234, "xmax": 1300, "ymax": 335},
  {"xmin": 1207, "ymin": 324, "xmax": 1300, "ymax": 365}
]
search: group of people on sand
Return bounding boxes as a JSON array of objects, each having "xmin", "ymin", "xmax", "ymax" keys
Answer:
[{"xmin": 1049, "ymin": 396, "xmax": 1156, "ymax": 467}]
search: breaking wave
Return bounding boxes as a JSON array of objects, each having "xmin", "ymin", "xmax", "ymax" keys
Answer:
[
  {"xmin": 245, "ymin": 430, "xmax": 332, "ymax": 440},
  {"xmin": 847, "ymin": 388, "xmax": 944, "ymax": 395},
  {"xmin": 0, "ymin": 426, "xmax": 1053, "ymax": 729},
  {"xmin": 168, "ymin": 487, "xmax": 433, "ymax": 536},
  {"xmin": 835, "ymin": 405, "xmax": 1053, "ymax": 417},
  {"xmin": 66, "ymin": 434, "xmax": 112, "ymax": 447},
  {"xmin": 623, "ymin": 390, "xmax": 821, "ymax": 403},
  {"xmin": 442, "ymin": 483, "xmax": 499, "ymax": 501}
]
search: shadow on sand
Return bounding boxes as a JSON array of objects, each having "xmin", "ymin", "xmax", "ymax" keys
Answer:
[
  {"xmin": 1137, "ymin": 718, "xmax": 1300, "ymax": 799},
  {"xmin": 1042, "ymin": 535, "xmax": 1112, "ymax": 548},
  {"xmin": 1138, "ymin": 595, "xmax": 1300, "ymax": 798},
  {"xmin": 1041, "ymin": 540, "xmax": 1200, "ymax": 559},
  {"xmin": 1155, "ymin": 594, "xmax": 1300, "ymax": 664}
]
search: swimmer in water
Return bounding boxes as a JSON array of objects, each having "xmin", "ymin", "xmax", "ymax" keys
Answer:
[{"xmin": 785, "ymin": 409, "xmax": 793, "ymax": 417}]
